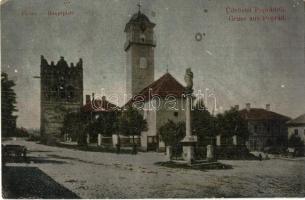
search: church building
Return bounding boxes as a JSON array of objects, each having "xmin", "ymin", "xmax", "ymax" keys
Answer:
[{"xmin": 124, "ymin": 8, "xmax": 186, "ymax": 151}]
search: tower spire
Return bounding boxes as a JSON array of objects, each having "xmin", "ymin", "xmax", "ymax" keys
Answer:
[{"xmin": 137, "ymin": 0, "xmax": 142, "ymax": 13}]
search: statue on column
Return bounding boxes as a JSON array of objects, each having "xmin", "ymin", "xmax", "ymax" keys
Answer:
[
  {"xmin": 184, "ymin": 68, "xmax": 193, "ymax": 94},
  {"xmin": 182, "ymin": 68, "xmax": 196, "ymax": 164}
]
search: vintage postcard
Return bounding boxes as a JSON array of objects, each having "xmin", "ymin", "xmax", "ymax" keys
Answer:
[{"xmin": 1, "ymin": 0, "xmax": 305, "ymax": 198}]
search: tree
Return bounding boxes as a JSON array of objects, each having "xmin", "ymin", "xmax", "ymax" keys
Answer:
[
  {"xmin": 216, "ymin": 107, "xmax": 249, "ymax": 139},
  {"xmin": 288, "ymin": 134, "xmax": 304, "ymax": 156},
  {"xmin": 87, "ymin": 112, "xmax": 118, "ymax": 139},
  {"xmin": 159, "ymin": 120, "xmax": 185, "ymax": 158},
  {"xmin": 192, "ymin": 99, "xmax": 215, "ymax": 145},
  {"xmin": 159, "ymin": 120, "xmax": 185, "ymax": 147},
  {"xmin": 1, "ymin": 73, "xmax": 18, "ymax": 137},
  {"xmin": 117, "ymin": 107, "xmax": 147, "ymax": 153}
]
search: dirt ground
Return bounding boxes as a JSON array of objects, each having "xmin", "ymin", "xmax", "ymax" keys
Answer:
[{"xmin": 2, "ymin": 138, "xmax": 305, "ymax": 198}]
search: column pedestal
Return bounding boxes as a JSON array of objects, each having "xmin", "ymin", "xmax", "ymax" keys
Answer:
[
  {"xmin": 181, "ymin": 135, "xmax": 197, "ymax": 164},
  {"xmin": 182, "ymin": 145, "xmax": 194, "ymax": 164}
]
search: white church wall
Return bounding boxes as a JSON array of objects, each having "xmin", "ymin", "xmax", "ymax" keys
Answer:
[
  {"xmin": 156, "ymin": 98, "xmax": 186, "ymax": 151},
  {"xmin": 140, "ymin": 101, "xmax": 157, "ymax": 151},
  {"xmin": 139, "ymin": 98, "xmax": 186, "ymax": 151}
]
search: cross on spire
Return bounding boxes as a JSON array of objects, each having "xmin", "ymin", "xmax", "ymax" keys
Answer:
[{"xmin": 137, "ymin": 0, "xmax": 142, "ymax": 13}]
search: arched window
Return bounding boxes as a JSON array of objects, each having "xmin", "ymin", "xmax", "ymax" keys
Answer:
[
  {"xmin": 139, "ymin": 57, "xmax": 147, "ymax": 69},
  {"xmin": 66, "ymin": 85, "xmax": 75, "ymax": 101},
  {"xmin": 140, "ymin": 33, "xmax": 145, "ymax": 42},
  {"xmin": 59, "ymin": 85, "xmax": 65, "ymax": 99}
]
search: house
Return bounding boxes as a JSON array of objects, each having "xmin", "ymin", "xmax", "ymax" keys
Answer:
[
  {"xmin": 287, "ymin": 114, "xmax": 305, "ymax": 145},
  {"xmin": 81, "ymin": 94, "xmax": 118, "ymax": 143},
  {"xmin": 82, "ymin": 94, "xmax": 118, "ymax": 120},
  {"xmin": 239, "ymin": 103, "xmax": 290, "ymax": 151},
  {"xmin": 125, "ymin": 72, "xmax": 186, "ymax": 151}
]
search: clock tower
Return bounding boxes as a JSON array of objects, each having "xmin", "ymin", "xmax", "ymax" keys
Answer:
[{"xmin": 124, "ymin": 7, "xmax": 156, "ymax": 97}]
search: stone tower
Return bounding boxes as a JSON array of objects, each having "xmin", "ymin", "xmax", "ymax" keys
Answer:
[
  {"xmin": 40, "ymin": 55, "xmax": 83, "ymax": 142},
  {"xmin": 124, "ymin": 8, "xmax": 156, "ymax": 97}
]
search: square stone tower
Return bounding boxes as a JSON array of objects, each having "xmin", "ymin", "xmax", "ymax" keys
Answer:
[
  {"xmin": 124, "ymin": 9, "xmax": 156, "ymax": 97},
  {"xmin": 40, "ymin": 55, "xmax": 83, "ymax": 142}
]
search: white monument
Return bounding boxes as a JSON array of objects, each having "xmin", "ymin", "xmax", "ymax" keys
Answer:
[{"xmin": 181, "ymin": 68, "xmax": 197, "ymax": 164}]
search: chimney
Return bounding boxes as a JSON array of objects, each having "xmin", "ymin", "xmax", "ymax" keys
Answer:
[
  {"xmin": 92, "ymin": 93, "xmax": 95, "ymax": 100},
  {"xmin": 234, "ymin": 105, "xmax": 239, "ymax": 110},
  {"xmin": 266, "ymin": 104, "xmax": 271, "ymax": 111},
  {"xmin": 246, "ymin": 103, "xmax": 251, "ymax": 111},
  {"xmin": 85, "ymin": 95, "xmax": 91, "ymax": 104},
  {"xmin": 102, "ymin": 96, "xmax": 106, "ymax": 101}
]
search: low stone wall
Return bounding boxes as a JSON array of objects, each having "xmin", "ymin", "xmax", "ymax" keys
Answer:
[{"xmin": 215, "ymin": 145, "xmax": 256, "ymax": 160}]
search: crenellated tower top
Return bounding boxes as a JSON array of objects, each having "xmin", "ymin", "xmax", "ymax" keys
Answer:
[{"xmin": 40, "ymin": 55, "xmax": 83, "ymax": 70}]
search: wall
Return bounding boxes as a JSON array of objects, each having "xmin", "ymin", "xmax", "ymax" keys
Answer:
[
  {"xmin": 288, "ymin": 126, "xmax": 305, "ymax": 145},
  {"xmin": 247, "ymin": 120, "xmax": 288, "ymax": 151},
  {"xmin": 139, "ymin": 98, "xmax": 185, "ymax": 151}
]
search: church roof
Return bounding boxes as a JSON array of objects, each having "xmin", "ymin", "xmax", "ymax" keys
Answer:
[
  {"xmin": 124, "ymin": 11, "xmax": 155, "ymax": 32},
  {"xmin": 129, "ymin": 11, "xmax": 151, "ymax": 23},
  {"xmin": 82, "ymin": 98, "xmax": 118, "ymax": 113},
  {"xmin": 239, "ymin": 108, "xmax": 290, "ymax": 121},
  {"xmin": 125, "ymin": 72, "xmax": 186, "ymax": 106},
  {"xmin": 287, "ymin": 114, "xmax": 305, "ymax": 126}
]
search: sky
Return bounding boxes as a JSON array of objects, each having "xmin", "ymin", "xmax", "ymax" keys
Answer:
[{"xmin": 1, "ymin": 0, "xmax": 305, "ymax": 129}]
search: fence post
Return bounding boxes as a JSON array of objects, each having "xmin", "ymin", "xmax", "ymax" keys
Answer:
[
  {"xmin": 86, "ymin": 134, "xmax": 90, "ymax": 144},
  {"xmin": 166, "ymin": 146, "xmax": 172, "ymax": 160},
  {"xmin": 216, "ymin": 135, "xmax": 221, "ymax": 146},
  {"xmin": 233, "ymin": 135, "xmax": 238, "ymax": 146},
  {"xmin": 98, "ymin": 134, "xmax": 102, "ymax": 146},
  {"xmin": 112, "ymin": 134, "xmax": 118, "ymax": 148},
  {"xmin": 207, "ymin": 145, "xmax": 215, "ymax": 161}
]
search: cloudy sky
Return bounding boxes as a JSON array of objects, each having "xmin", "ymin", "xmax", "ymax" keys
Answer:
[{"xmin": 1, "ymin": 0, "xmax": 305, "ymax": 129}]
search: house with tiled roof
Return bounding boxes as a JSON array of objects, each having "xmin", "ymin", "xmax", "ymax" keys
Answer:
[
  {"xmin": 125, "ymin": 72, "xmax": 186, "ymax": 151},
  {"xmin": 82, "ymin": 94, "xmax": 118, "ymax": 114},
  {"xmin": 81, "ymin": 94, "xmax": 118, "ymax": 143},
  {"xmin": 287, "ymin": 114, "xmax": 305, "ymax": 145},
  {"xmin": 239, "ymin": 103, "xmax": 290, "ymax": 151}
]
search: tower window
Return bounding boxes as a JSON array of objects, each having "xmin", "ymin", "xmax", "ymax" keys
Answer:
[
  {"xmin": 139, "ymin": 57, "xmax": 147, "ymax": 69},
  {"xmin": 174, "ymin": 112, "xmax": 178, "ymax": 117},
  {"xmin": 59, "ymin": 85, "xmax": 65, "ymax": 99},
  {"xmin": 140, "ymin": 33, "xmax": 145, "ymax": 42},
  {"xmin": 66, "ymin": 85, "xmax": 75, "ymax": 101}
]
